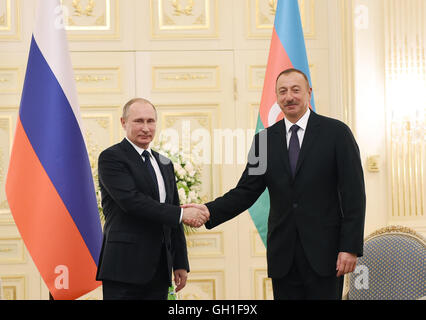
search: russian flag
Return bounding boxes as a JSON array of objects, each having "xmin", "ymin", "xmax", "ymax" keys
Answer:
[
  {"xmin": 248, "ymin": 0, "xmax": 316, "ymax": 246},
  {"xmin": 5, "ymin": 0, "xmax": 102, "ymax": 300}
]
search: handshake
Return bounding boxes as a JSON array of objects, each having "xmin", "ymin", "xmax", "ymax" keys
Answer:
[{"xmin": 181, "ymin": 204, "xmax": 210, "ymax": 228}]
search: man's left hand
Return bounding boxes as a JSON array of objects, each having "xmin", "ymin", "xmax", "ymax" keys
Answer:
[
  {"xmin": 173, "ymin": 269, "xmax": 188, "ymax": 292},
  {"xmin": 336, "ymin": 252, "xmax": 357, "ymax": 277}
]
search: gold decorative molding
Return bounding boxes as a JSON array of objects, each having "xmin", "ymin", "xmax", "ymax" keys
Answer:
[
  {"xmin": 177, "ymin": 270, "xmax": 224, "ymax": 300},
  {"xmin": 180, "ymin": 279, "xmax": 216, "ymax": 300},
  {"xmin": 253, "ymin": 269, "xmax": 272, "ymax": 300},
  {"xmin": 247, "ymin": 0, "xmax": 315, "ymax": 39},
  {"xmin": 74, "ymin": 67, "xmax": 122, "ymax": 93},
  {"xmin": 72, "ymin": 0, "xmax": 96, "ymax": 17},
  {"xmin": 248, "ymin": 65, "xmax": 266, "ymax": 90},
  {"xmin": 151, "ymin": 0, "xmax": 218, "ymax": 39},
  {"xmin": 0, "ymin": 0, "xmax": 21, "ymax": 40},
  {"xmin": 159, "ymin": 0, "xmax": 209, "ymax": 30},
  {"xmin": 152, "ymin": 65, "xmax": 220, "ymax": 92},
  {"xmin": 0, "ymin": 275, "xmax": 26, "ymax": 300},
  {"xmin": 0, "ymin": 0, "xmax": 10, "ymax": 31},
  {"xmin": 0, "ymin": 114, "xmax": 12, "ymax": 222},
  {"xmin": 0, "ymin": 237, "xmax": 25, "ymax": 264},
  {"xmin": 158, "ymin": 104, "xmax": 223, "ymax": 200},
  {"xmin": 366, "ymin": 155, "xmax": 380, "ymax": 173},
  {"xmin": 172, "ymin": 0, "xmax": 195, "ymax": 16},
  {"xmin": 0, "ymin": 67, "xmax": 21, "ymax": 94},
  {"xmin": 365, "ymin": 225, "xmax": 426, "ymax": 244},
  {"xmin": 81, "ymin": 113, "xmax": 114, "ymax": 146},
  {"xmin": 186, "ymin": 231, "xmax": 224, "ymax": 257},
  {"xmin": 61, "ymin": 0, "xmax": 120, "ymax": 40}
]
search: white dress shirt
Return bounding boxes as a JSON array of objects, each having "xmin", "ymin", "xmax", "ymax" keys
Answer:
[
  {"xmin": 126, "ymin": 137, "xmax": 183, "ymax": 222},
  {"xmin": 284, "ymin": 107, "xmax": 311, "ymax": 148}
]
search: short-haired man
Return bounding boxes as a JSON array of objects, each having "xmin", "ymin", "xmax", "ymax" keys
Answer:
[{"xmin": 96, "ymin": 98, "xmax": 209, "ymax": 299}]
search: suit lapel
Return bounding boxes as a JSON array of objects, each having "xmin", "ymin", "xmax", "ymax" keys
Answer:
[
  {"xmin": 294, "ymin": 111, "xmax": 321, "ymax": 178},
  {"xmin": 120, "ymin": 139, "xmax": 160, "ymax": 200}
]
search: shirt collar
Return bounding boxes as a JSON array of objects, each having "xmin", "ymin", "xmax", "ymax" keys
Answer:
[
  {"xmin": 125, "ymin": 137, "xmax": 152, "ymax": 158},
  {"xmin": 284, "ymin": 107, "xmax": 311, "ymax": 133}
]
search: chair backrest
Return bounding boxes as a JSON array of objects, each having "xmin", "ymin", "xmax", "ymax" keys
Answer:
[{"xmin": 347, "ymin": 225, "xmax": 426, "ymax": 300}]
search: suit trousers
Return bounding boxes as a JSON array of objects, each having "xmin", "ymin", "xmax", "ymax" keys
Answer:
[
  {"xmin": 272, "ymin": 232, "xmax": 344, "ymax": 300},
  {"xmin": 102, "ymin": 245, "xmax": 170, "ymax": 300}
]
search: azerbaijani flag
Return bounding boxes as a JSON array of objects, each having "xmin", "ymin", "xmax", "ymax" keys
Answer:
[
  {"xmin": 5, "ymin": 0, "xmax": 102, "ymax": 300},
  {"xmin": 248, "ymin": 0, "xmax": 316, "ymax": 246}
]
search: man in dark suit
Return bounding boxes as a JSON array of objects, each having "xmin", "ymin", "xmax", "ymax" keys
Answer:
[
  {"xmin": 184, "ymin": 69, "xmax": 366, "ymax": 299},
  {"xmin": 96, "ymin": 98, "xmax": 209, "ymax": 300}
]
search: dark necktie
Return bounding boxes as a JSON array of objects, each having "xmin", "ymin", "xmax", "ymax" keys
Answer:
[
  {"xmin": 288, "ymin": 125, "xmax": 300, "ymax": 177},
  {"xmin": 142, "ymin": 150, "xmax": 159, "ymax": 192}
]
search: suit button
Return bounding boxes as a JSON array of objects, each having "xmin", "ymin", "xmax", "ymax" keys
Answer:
[{"xmin": 293, "ymin": 203, "xmax": 298, "ymax": 209}]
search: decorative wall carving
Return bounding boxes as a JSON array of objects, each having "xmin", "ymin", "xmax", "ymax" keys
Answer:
[
  {"xmin": 0, "ymin": 0, "xmax": 20, "ymax": 40},
  {"xmin": 151, "ymin": 0, "xmax": 218, "ymax": 38},
  {"xmin": 152, "ymin": 65, "xmax": 220, "ymax": 92},
  {"xmin": 0, "ymin": 237, "xmax": 25, "ymax": 264},
  {"xmin": 0, "ymin": 275, "xmax": 25, "ymax": 300},
  {"xmin": 61, "ymin": 0, "xmax": 119, "ymax": 39},
  {"xmin": 0, "ymin": 68, "xmax": 20, "ymax": 94},
  {"xmin": 74, "ymin": 67, "xmax": 122, "ymax": 93},
  {"xmin": 247, "ymin": 0, "xmax": 315, "ymax": 39},
  {"xmin": 186, "ymin": 231, "xmax": 224, "ymax": 257},
  {"xmin": 178, "ymin": 270, "xmax": 224, "ymax": 299},
  {"xmin": 158, "ymin": 105, "xmax": 222, "ymax": 201}
]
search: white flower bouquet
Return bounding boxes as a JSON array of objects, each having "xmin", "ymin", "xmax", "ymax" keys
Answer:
[{"xmin": 154, "ymin": 139, "xmax": 203, "ymax": 207}]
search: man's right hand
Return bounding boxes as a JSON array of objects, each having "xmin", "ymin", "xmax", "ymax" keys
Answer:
[{"xmin": 181, "ymin": 204, "xmax": 210, "ymax": 228}]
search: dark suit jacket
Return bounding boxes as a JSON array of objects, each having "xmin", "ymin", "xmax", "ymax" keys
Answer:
[
  {"xmin": 96, "ymin": 139, "xmax": 189, "ymax": 285},
  {"xmin": 205, "ymin": 111, "xmax": 366, "ymax": 278}
]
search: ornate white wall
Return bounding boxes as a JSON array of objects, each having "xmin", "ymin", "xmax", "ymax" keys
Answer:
[{"xmin": 0, "ymin": 0, "xmax": 424, "ymax": 300}]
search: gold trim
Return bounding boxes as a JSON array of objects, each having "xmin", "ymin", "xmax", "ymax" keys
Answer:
[
  {"xmin": 152, "ymin": 65, "xmax": 220, "ymax": 92},
  {"xmin": 364, "ymin": 225, "xmax": 426, "ymax": 244},
  {"xmin": 150, "ymin": 0, "xmax": 219, "ymax": 39},
  {"xmin": 74, "ymin": 66, "xmax": 122, "ymax": 94},
  {"xmin": 0, "ymin": 0, "xmax": 20, "ymax": 40},
  {"xmin": 183, "ymin": 279, "xmax": 216, "ymax": 300},
  {"xmin": 178, "ymin": 270, "xmax": 224, "ymax": 300},
  {"xmin": 158, "ymin": 0, "xmax": 210, "ymax": 31},
  {"xmin": 81, "ymin": 113, "xmax": 114, "ymax": 145},
  {"xmin": 253, "ymin": 268, "xmax": 271, "ymax": 300},
  {"xmin": 247, "ymin": 0, "xmax": 315, "ymax": 39},
  {"xmin": 186, "ymin": 231, "xmax": 224, "ymax": 257},
  {"xmin": 0, "ymin": 237, "xmax": 25, "ymax": 264},
  {"xmin": 65, "ymin": 0, "xmax": 120, "ymax": 40},
  {"xmin": 0, "ymin": 67, "xmax": 22, "ymax": 94},
  {"xmin": 0, "ymin": 274, "xmax": 26, "ymax": 300},
  {"xmin": 248, "ymin": 65, "xmax": 266, "ymax": 91},
  {"xmin": 0, "ymin": 0, "xmax": 11, "ymax": 31},
  {"xmin": 63, "ymin": 0, "xmax": 110, "ymax": 30}
]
